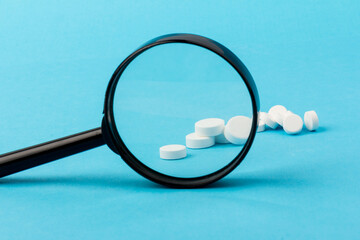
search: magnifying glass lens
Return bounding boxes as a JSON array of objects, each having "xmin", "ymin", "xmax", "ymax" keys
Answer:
[{"xmin": 113, "ymin": 43, "xmax": 253, "ymax": 178}]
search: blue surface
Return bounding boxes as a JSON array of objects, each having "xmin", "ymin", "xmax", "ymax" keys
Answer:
[{"xmin": 0, "ymin": 1, "xmax": 359, "ymax": 239}]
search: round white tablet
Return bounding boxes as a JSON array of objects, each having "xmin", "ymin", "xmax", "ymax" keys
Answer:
[
  {"xmin": 283, "ymin": 113, "xmax": 303, "ymax": 135},
  {"xmin": 265, "ymin": 113, "xmax": 279, "ymax": 129},
  {"xmin": 159, "ymin": 144, "xmax": 187, "ymax": 160},
  {"xmin": 195, "ymin": 118, "xmax": 225, "ymax": 137},
  {"xmin": 269, "ymin": 105, "xmax": 287, "ymax": 116},
  {"xmin": 214, "ymin": 131, "xmax": 230, "ymax": 144},
  {"xmin": 271, "ymin": 112, "xmax": 284, "ymax": 126},
  {"xmin": 186, "ymin": 133, "xmax": 215, "ymax": 149},
  {"xmin": 257, "ymin": 120, "xmax": 266, "ymax": 132},
  {"xmin": 284, "ymin": 110, "xmax": 293, "ymax": 118},
  {"xmin": 224, "ymin": 116, "xmax": 252, "ymax": 145},
  {"xmin": 259, "ymin": 112, "xmax": 268, "ymax": 122},
  {"xmin": 304, "ymin": 110, "xmax": 319, "ymax": 131}
]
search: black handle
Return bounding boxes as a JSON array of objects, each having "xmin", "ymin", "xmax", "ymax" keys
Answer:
[{"xmin": 0, "ymin": 128, "xmax": 106, "ymax": 178}]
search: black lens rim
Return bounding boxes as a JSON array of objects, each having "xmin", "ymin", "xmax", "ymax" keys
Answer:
[{"xmin": 103, "ymin": 33, "xmax": 260, "ymax": 188}]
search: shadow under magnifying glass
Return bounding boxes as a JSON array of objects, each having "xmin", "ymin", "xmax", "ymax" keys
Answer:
[{"xmin": 0, "ymin": 168, "xmax": 311, "ymax": 191}]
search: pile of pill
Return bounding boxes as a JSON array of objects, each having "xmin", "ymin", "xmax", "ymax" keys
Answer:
[
  {"xmin": 159, "ymin": 105, "xmax": 319, "ymax": 160},
  {"xmin": 260, "ymin": 105, "xmax": 319, "ymax": 134}
]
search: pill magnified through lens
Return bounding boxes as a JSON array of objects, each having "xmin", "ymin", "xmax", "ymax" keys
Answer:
[{"xmin": 113, "ymin": 43, "xmax": 255, "ymax": 178}]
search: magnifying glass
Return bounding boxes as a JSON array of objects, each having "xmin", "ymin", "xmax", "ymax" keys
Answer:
[{"xmin": 0, "ymin": 34, "xmax": 259, "ymax": 188}]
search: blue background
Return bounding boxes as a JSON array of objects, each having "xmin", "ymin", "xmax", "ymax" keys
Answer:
[{"xmin": 0, "ymin": 1, "xmax": 359, "ymax": 239}]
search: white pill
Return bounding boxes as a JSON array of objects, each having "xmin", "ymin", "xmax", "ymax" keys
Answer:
[
  {"xmin": 259, "ymin": 112, "xmax": 268, "ymax": 122},
  {"xmin": 224, "ymin": 116, "xmax": 252, "ymax": 145},
  {"xmin": 265, "ymin": 113, "xmax": 279, "ymax": 129},
  {"xmin": 271, "ymin": 112, "xmax": 284, "ymax": 126},
  {"xmin": 215, "ymin": 131, "xmax": 230, "ymax": 144},
  {"xmin": 195, "ymin": 118, "xmax": 225, "ymax": 137},
  {"xmin": 304, "ymin": 110, "xmax": 319, "ymax": 131},
  {"xmin": 160, "ymin": 144, "xmax": 187, "ymax": 160},
  {"xmin": 283, "ymin": 113, "xmax": 303, "ymax": 135},
  {"xmin": 257, "ymin": 120, "xmax": 266, "ymax": 132},
  {"xmin": 186, "ymin": 133, "xmax": 215, "ymax": 149},
  {"xmin": 284, "ymin": 110, "xmax": 293, "ymax": 118},
  {"xmin": 269, "ymin": 105, "xmax": 287, "ymax": 116}
]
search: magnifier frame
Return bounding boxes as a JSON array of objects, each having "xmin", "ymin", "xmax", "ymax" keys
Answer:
[{"xmin": 103, "ymin": 33, "xmax": 260, "ymax": 188}]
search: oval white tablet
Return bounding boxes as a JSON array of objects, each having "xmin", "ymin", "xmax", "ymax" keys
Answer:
[
  {"xmin": 269, "ymin": 105, "xmax": 287, "ymax": 116},
  {"xmin": 304, "ymin": 110, "xmax": 319, "ymax": 131},
  {"xmin": 186, "ymin": 133, "xmax": 215, "ymax": 149},
  {"xmin": 265, "ymin": 113, "xmax": 279, "ymax": 129},
  {"xmin": 195, "ymin": 118, "xmax": 225, "ymax": 137},
  {"xmin": 224, "ymin": 116, "xmax": 252, "ymax": 145},
  {"xmin": 257, "ymin": 120, "xmax": 266, "ymax": 132},
  {"xmin": 283, "ymin": 113, "xmax": 303, "ymax": 135},
  {"xmin": 215, "ymin": 131, "xmax": 230, "ymax": 144},
  {"xmin": 160, "ymin": 144, "xmax": 187, "ymax": 160}
]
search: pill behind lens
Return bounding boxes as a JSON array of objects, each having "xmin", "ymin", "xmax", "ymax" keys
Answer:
[
  {"xmin": 304, "ymin": 110, "xmax": 319, "ymax": 131},
  {"xmin": 283, "ymin": 113, "xmax": 303, "ymax": 135}
]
